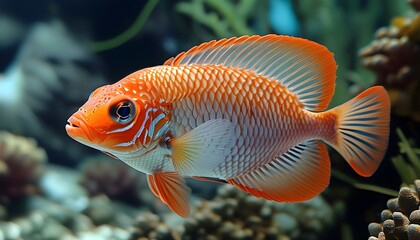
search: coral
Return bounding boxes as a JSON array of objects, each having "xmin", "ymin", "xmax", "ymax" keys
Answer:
[
  {"xmin": 410, "ymin": 0, "xmax": 420, "ymax": 11},
  {"xmin": 0, "ymin": 199, "xmax": 132, "ymax": 240},
  {"xmin": 0, "ymin": 167, "xmax": 140, "ymax": 240},
  {"xmin": 0, "ymin": 131, "xmax": 47, "ymax": 204},
  {"xmin": 128, "ymin": 185, "xmax": 337, "ymax": 240},
  {"xmin": 130, "ymin": 212, "xmax": 176, "ymax": 240},
  {"xmin": 79, "ymin": 156, "xmax": 145, "ymax": 205},
  {"xmin": 183, "ymin": 185, "xmax": 335, "ymax": 240},
  {"xmin": 176, "ymin": 0, "xmax": 264, "ymax": 38},
  {"xmin": 368, "ymin": 181, "xmax": 420, "ymax": 240},
  {"xmin": 359, "ymin": 2, "xmax": 420, "ymax": 121}
]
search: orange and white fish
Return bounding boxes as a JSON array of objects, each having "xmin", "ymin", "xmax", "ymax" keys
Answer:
[{"xmin": 66, "ymin": 35, "xmax": 390, "ymax": 217}]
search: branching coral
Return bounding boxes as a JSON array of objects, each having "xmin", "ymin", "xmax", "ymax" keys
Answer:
[
  {"xmin": 368, "ymin": 181, "xmax": 420, "ymax": 240},
  {"xmin": 0, "ymin": 131, "xmax": 47, "ymax": 204},
  {"xmin": 79, "ymin": 156, "xmax": 145, "ymax": 205},
  {"xmin": 359, "ymin": 1, "xmax": 420, "ymax": 121}
]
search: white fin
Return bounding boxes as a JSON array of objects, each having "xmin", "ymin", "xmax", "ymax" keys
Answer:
[
  {"xmin": 171, "ymin": 119, "xmax": 236, "ymax": 177},
  {"xmin": 165, "ymin": 35, "xmax": 337, "ymax": 111}
]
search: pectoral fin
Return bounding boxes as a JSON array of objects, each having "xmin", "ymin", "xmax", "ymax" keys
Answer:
[
  {"xmin": 147, "ymin": 172, "xmax": 191, "ymax": 218},
  {"xmin": 171, "ymin": 119, "xmax": 236, "ymax": 177}
]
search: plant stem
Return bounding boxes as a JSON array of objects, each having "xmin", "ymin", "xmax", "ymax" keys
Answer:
[{"xmin": 93, "ymin": 0, "xmax": 160, "ymax": 52}]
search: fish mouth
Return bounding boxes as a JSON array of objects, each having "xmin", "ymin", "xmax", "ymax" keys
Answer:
[{"xmin": 65, "ymin": 115, "xmax": 95, "ymax": 144}]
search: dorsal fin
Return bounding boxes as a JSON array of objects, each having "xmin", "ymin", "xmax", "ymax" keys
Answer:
[{"xmin": 164, "ymin": 35, "xmax": 337, "ymax": 111}]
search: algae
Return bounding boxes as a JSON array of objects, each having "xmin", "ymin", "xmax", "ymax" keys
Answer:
[{"xmin": 392, "ymin": 128, "xmax": 420, "ymax": 185}]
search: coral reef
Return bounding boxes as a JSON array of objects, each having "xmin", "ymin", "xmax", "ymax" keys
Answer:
[
  {"xmin": 79, "ymin": 156, "xmax": 145, "ymax": 205},
  {"xmin": 0, "ymin": 131, "xmax": 47, "ymax": 205},
  {"xmin": 359, "ymin": 1, "xmax": 420, "ymax": 121},
  {"xmin": 127, "ymin": 185, "xmax": 338, "ymax": 240},
  {"xmin": 130, "ymin": 212, "xmax": 176, "ymax": 240},
  {"xmin": 184, "ymin": 185, "xmax": 335, "ymax": 240},
  {"xmin": 368, "ymin": 181, "xmax": 420, "ymax": 240},
  {"xmin": 0, "ymin": 163, "xmax": 140, "ymax": 240},
  {"xmin": 0, "ymin": 196, "xmax": 134, "ymax": 240}
]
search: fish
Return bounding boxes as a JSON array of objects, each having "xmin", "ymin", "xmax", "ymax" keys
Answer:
[{"xmin": 66, "ymin": 35, "xmax": 390, "ymax": 218}]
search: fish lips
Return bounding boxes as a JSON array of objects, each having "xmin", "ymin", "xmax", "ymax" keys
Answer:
[{"xmin": 65, "ymin": 115, "xmax": 96, "ymax": 145}]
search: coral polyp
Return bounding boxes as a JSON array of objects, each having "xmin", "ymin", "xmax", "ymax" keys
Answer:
[
  {"xmin": 0, "ymin": 131, "xmax": 47, "ymax": 204},
  {"xmin": 368, "ymin": 182, "xmax": 420, "ymax": 240}
]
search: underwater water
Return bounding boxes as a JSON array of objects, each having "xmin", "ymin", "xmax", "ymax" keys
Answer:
[{"xmin": 0, "ymin": 0, "xmax": 420, "ymax": 239}]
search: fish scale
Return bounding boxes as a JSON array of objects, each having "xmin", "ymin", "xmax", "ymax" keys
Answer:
[
  {"xmin": 66, "ymin": 35, "xmax": 390, "ymax": 217},
  {"xmin": 143, "ymin": 65, "xmax": 323, "ymax": 177}
]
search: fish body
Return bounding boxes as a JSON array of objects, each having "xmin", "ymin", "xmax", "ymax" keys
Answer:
[{"xmin": 66, "ymin": 35, "xmax": 390, "ymax": 217}]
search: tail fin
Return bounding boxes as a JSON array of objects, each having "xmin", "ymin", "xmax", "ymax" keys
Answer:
[{"xmin": 326, "ymin": 86, "xmax": 390, "ymax": 177}]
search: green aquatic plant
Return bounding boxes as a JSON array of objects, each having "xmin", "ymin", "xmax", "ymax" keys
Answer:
[
  {"xmin": 92, "ymin": 0, "xmax": 160, "ymax": 52},
  {"xmin": 392, "ymin": 128, "xmax": 420, "ymax": 185},
  {"xmin": 176, "ymin": 0, "xmax": 261, "ymax": 38},
  {"xmin": 332, "ymin": 170, "xmax": 398, "ymax": 197}
]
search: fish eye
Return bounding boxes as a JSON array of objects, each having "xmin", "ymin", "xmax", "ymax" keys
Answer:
[{"xmin": 110, "ymin": 100, "xmax": 136, "ymax": 124}]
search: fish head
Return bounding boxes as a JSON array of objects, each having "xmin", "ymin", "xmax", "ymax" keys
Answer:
[{"xmin": 66, "ymin": 77, "xmax": 170, "ymax": 155}]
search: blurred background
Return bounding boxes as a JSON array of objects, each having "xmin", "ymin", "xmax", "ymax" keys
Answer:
[{"xmin": 0, "ymin": 0, "xmax": 420, "ymax": 239}]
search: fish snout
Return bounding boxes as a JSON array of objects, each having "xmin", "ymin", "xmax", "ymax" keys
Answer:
[
  {"xmin": 66, "ymin": 115, "xmax": 93, "ymax": 143},
  {"xmin": 66, "ymin": 116, "xmax": 80, "ymax": 128}
]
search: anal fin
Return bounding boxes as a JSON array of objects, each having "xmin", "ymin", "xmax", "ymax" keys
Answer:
[
  {"xmin": 147, "ymin": 172, "xmax": 191, "ymax": 218},
  {"xmin": 227, "ymin": 140, "xmax": 330, "ymax": 202}
]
